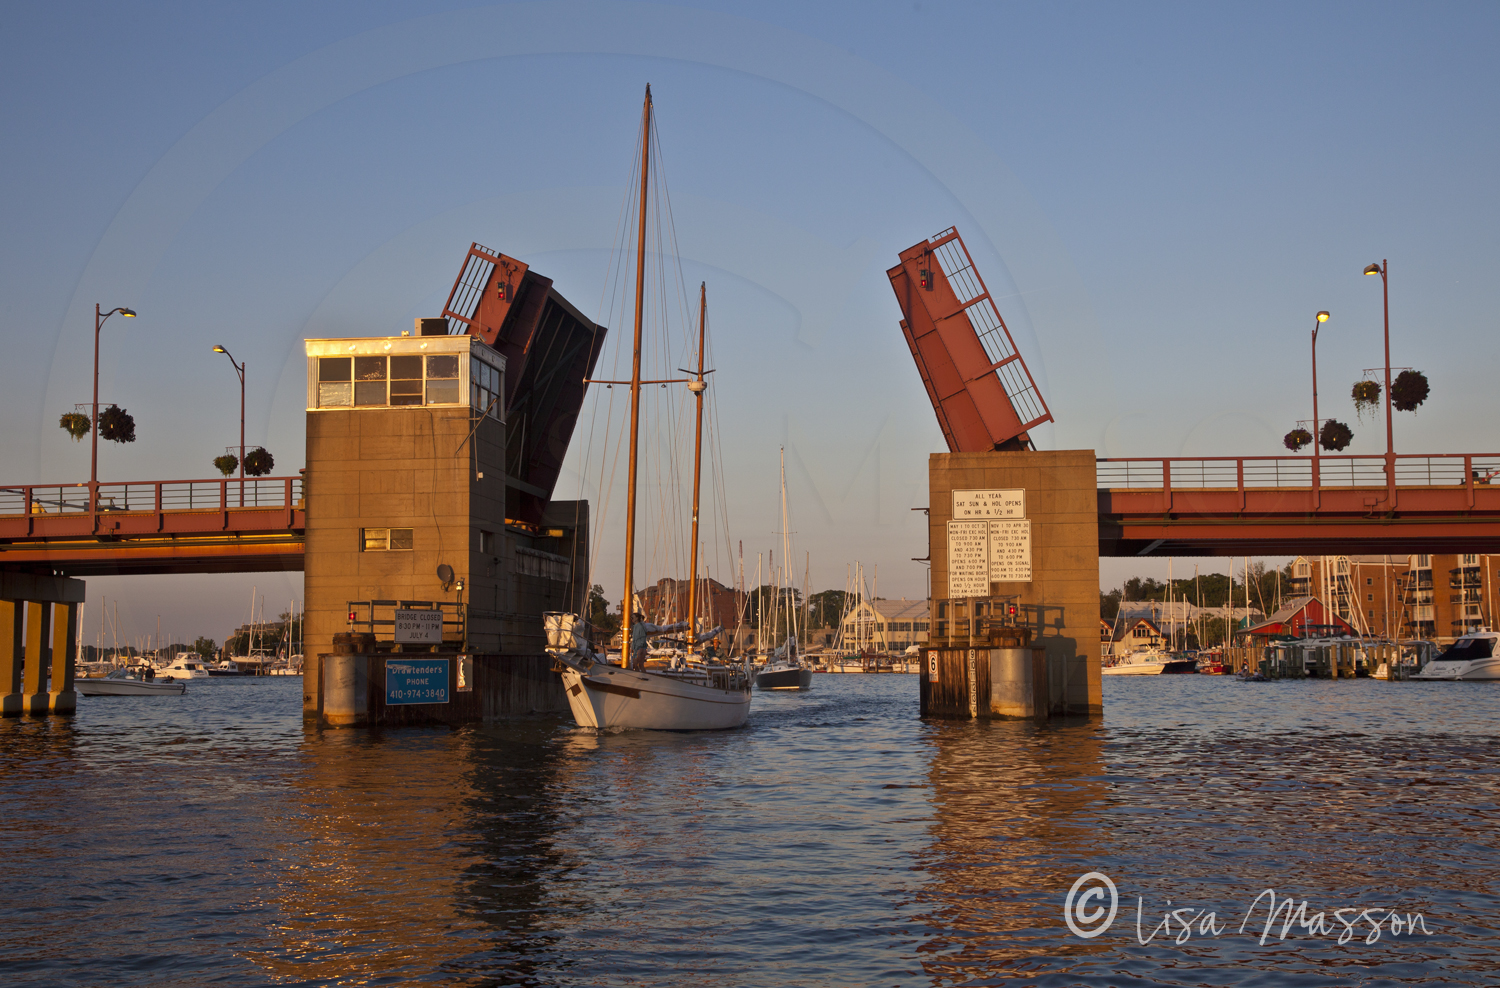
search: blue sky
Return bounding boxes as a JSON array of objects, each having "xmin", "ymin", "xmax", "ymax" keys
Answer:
[{"xmin": 3, "ymin": 1, "xmax": 1496, "ymax": 645}]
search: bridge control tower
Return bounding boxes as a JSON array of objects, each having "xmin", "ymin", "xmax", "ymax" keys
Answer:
[{"xmin": 302, "ymin": 244, "xmax": 606, "ymax": 722}]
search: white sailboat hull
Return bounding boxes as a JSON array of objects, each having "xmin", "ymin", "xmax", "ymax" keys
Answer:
[{"xmin": 560, "ymin": 664, "xmax": 750, "ymax": 730}]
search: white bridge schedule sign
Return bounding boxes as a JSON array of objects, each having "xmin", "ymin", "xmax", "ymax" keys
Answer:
[
  {"xmin": 952, "ymin": 488, "xmax": 1025, "ymax": 519},
  {"xmin": 946, "ymin": 489, "xmax": 1033, "ymax": 593},
  {"xmin": 947, "ymin": 521, "xmax": 991, "ymax": 596},
  {"xmin": 987, "ymin": 518, "xmax": 1032, "ymax": 583}
]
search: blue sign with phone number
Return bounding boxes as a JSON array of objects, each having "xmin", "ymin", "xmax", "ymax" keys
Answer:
[{"xmin": 386, "ymin": 658, "xmax": 449, "ymax": 705}]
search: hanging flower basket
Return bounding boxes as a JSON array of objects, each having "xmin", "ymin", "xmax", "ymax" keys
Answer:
[
  {"xmin": 98, "ymin": 405, "xmax": 135, "ymax": 443},
  {"xmin": 1283, "ymin": 428, "xmax": 1312, "ymax": 452},
  {"xmin": 1391, "ymin": 369, "xmax": 1429, "ymax": 412},
  {"xmin": 59, "ymin": 412, "xmax": 90, "ymax": 442},
  {"xmin": 213, "ymin": 454, "xmax": 239, "ymax": 477},
  {"xmin": 1351, "ymin": 380, "xmax": 1381, "ymax": 422},
  {"xmin": 243, "ymin": 447, "xmax": 275, "ymax": 477},
  {"xmin": 1319, "ymin": 419, "xmax": 1353, "ymax": 452}
]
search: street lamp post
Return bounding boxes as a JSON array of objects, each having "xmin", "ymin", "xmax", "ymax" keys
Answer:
[
  {"xmin": 91, "ymin": 304, "xmax": 137, "ymax": 514},
  {"xmin": 1311, "ymin": 310, "xmax": 1330, "ymax": 486},
  {"xmin": 213, "ymin": 345, "xmax": 246, "ymax": 506},
  {"xmin": 1364, "ymin": 261, "xmax": 1393, "ymax": 492}
]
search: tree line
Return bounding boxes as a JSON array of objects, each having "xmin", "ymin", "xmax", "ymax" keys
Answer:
[{"xmin": 1100, "ymin": 562, "xmax": 1294, "ymax": 621}]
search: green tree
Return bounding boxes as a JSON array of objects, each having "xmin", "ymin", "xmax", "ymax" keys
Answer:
[
  {"xmin": 807, "ymin": 589, "xmax": 850, "ymax": 628},
  {"xmin": 193, "ymin": 636, "xmax": 217, "ymax": 659},
  {"xmin": 587, "ymin": 584, "xmax": 620, "ymax": 634}
]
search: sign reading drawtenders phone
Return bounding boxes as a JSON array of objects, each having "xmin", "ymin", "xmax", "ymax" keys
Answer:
[{"xmin": 386, "ymin": 658, "xmax": 449, "ymax": 705}]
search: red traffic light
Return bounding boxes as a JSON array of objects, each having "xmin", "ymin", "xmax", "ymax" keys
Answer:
[
  {"xmin": 496, "ymin": 281, "xmax": 509, "ymax": 301},
  {"xmin": 919, "ymin": 268, "xmax": 933, "ymax": 290}
]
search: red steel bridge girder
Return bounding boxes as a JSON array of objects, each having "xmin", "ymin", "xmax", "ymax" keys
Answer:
[
  {"xmin": 1, "ymin": 476, "xmax": 304, "ymax": 576},
  {"xmin": 1099, "ymin": 454, "xmax": 1500, "ymax": 556}
]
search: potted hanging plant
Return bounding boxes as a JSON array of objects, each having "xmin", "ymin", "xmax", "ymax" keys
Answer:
[
  {"xmin": 1351, "ymin": 380, "xmax": 1380, "ymax": 422},
  {"xmin": 97, "ymin": 405, "xmax": 135, "ymax": 443},
  {"xmin": 1391, "ymin": 369, "xmax": 1429, "ymax": 412},
  {"xmin": 1283, "ymin": 428, "xmax": 1312, "ymax": 452},
  {"xmin": 213, "ymin": 454, "xmax": 239, "ymax": 477},
  {"xmin": 59, "ymin": 412, "xmax": 90, "ymax": 442},
  {"xmin": 243, "ymin": 447, "xmax": 275, "ymax": 477},
  {"xmin": 1319, "ymin": 419, "xmax": 1353, "ymax": 452}
]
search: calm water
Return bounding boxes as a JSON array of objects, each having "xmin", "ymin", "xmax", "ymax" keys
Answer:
[{"xmin": 2, "ymin": 674, "xmax": 1498, "ymax": 986}]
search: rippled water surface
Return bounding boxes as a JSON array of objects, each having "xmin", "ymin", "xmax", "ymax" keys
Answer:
[{"xmin": 2, "ymin": 674, "xmax": 1498, "ymax": 986}]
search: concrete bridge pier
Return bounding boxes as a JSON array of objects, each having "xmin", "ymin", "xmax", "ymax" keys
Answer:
[
  {"xmin": 927, "ymin": 450, "xmax": 1103, "ymax": 718},
  {"xmin": 1, "ymin": 573, "xmax": 83, "ymax": 716}
]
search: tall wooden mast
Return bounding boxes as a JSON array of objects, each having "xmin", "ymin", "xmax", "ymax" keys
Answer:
[
  {"xmin": 686, "ymin": 282, "xmax": 708, "ymax": 640},
  {"xmin": 622, "ymin": 84, "xmax": 652, "ymax": 668}
]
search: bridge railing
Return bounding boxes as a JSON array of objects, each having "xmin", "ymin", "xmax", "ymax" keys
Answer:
[
  {"xmin": 0, "ymin": 476, "xmax": 305, "ymax": 516},
  {"xmin": 1097, "ymin": 453, "xmax": 1500, "ymax": 490}
]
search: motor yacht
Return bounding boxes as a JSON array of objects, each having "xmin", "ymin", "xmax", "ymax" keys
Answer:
[
  {"xmin": 157, "ymin": 655, "xmax": 211, "ymax": 680},
  {"xmin": 1101, "ymin": 648, "xmax": 1197, "ymax": 676},
  {"xmin": 1411, "ymin": 630, "xmax": 1500, "ymax": 681}
]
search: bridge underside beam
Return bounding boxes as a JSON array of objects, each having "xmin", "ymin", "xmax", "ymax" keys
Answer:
[
  {"xmin": 0, "ymin": 536, "xmax": 304, "ymax": 576},
  {"xmin": 1103, "ymin": 526, "xmax": 1500, "ymax": 557},
  {"xmin": 1100, "ymin": 484, "xmax": 1500, "ymax": 556}
]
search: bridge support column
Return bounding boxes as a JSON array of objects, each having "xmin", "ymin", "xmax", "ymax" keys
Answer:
[
  {"xmin": 49, "ymin": 602, "xmax": 77, "ymax": 714},
  {"xmin": 1, "ymin": 600, "xmax": 22, "ymax": 715},
  {"xmin": 930, "ymin": 450, "xmax": 1102, "ymax": 716},
  {"xmin": 22, "ymin": 601, "xmax": 50, "ymax": 715},
  {"xmin": 1, "ymin": 573, "xmax": 87, "ymax": 716}
]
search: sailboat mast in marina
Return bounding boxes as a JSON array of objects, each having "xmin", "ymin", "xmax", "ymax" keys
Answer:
[
  {"xmin": 686, "ymin": 281, "xmax": 709, "ymax": 643},
  {"xmin": 754, "ymin": 447, "xmax": 814, "ymax": 690},
  {"xmin": 543, "ymin": 85, "xmax": 750, "ymax": 730}
]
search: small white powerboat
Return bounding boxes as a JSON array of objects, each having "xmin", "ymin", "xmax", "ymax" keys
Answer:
[
  {"xmin": 1412, "ymin": 631, "xmax": 1500, "ymax": 681},
  {"xmin": 78, "ymin": 668, "xmax": 187, "ymax": 696}
]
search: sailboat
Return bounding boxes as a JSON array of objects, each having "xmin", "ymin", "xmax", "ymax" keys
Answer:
[
  {"xmin": 755, "ymin": 448, "xmax": 813, "ymax": 690},
  {"xmin": 545, "ymin": 86, "xmax": 751, "ymax": 730}
]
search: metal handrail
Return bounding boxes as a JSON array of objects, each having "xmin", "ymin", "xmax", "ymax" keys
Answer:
[
  {"xmin": 0, "ymin": 475, "xmax": 304, "ymax": 517},
  {"xmin": 1098, "ymin": 453, "xmax": 1500, "ymax": 490}
]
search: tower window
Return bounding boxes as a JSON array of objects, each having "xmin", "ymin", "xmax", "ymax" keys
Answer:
[{"xmin": 362, "ymin": 528, "xmax": 414, "ymax": 551}]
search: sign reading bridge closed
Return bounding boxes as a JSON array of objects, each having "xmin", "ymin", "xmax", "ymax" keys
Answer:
[
  {"xmin": 394, "ymin": 608, "xmax": 443, "ymax": 644},
  {"xmin": 386, "ymin": 658, "xmax": 450, "ymax": 705}
]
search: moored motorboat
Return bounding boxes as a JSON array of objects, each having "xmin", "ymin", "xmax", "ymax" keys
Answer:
[
  {"xmin": 79, "ymin": 668, "xmax": 186, "ymax": 696},
  {"xmin": 157, "ymin": 655, "xmax": 211, "ymax": 680},
  {"xmin": 1102, "ymin": 648, "xmax": 1197, "ymax": 676},
  {"xmin": 1411, "ymin": 630, "xmax": 1500, "ymax": 681}
]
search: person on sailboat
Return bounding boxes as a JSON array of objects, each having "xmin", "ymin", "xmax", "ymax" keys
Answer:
[
  {"xmin": 626, "ymin": 614, "xmax": 724, "ymax": 669},
  {"xmin": 627, "ymin": 613, "xmax": 688, "ymax": 669}
]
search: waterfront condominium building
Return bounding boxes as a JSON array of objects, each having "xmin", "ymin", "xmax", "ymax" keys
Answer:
[{"xmin": 1400, "ymin": 553, "xmax": 1499, "ymax": 643}]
